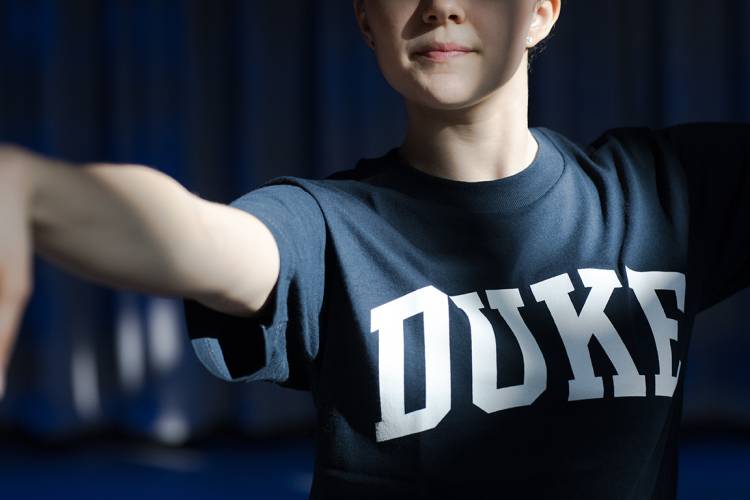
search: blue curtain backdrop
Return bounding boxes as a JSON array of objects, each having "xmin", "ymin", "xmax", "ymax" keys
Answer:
[{"xmin": 0, "ymin": 0, "xmax": 748, "ymax": 444}]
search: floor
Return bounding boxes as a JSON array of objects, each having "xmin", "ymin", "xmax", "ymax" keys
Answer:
[{"xmin": 0, "ymin": 429, "xmax": 747, "ymax": 499}]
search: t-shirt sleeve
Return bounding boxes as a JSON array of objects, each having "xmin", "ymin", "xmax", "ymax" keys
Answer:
[
  {"xmin": 655, "ymin": 122, "xmax": 750, "ymax": 314},
  {"xmin": 181, "ymin": 181, "xmax": 326, "ymax": 390}
]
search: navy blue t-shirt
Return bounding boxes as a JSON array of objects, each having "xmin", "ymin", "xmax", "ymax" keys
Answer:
[{"xmin": 182, "ymin": 123, "xmax": 750, "ymax": 499}]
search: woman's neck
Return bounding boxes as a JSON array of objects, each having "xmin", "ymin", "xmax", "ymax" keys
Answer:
[{"xmin": 398, "ymin": 63, "xmax": 537, "ymax": 183}]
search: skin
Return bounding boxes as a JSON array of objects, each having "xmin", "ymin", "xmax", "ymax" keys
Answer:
[{"xmin": 353, "ymin": 0, "xmax": 562, "ymax": 182}]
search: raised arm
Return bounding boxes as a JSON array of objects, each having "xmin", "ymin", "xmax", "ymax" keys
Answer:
[{"xmin": 0, "ymin": 145, "xmax": 280, "ymax": 392}]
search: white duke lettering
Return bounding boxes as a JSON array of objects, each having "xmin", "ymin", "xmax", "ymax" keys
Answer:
[{"xmin": 369, "ymin": 266, "xmax": 686, "ymax": 442}]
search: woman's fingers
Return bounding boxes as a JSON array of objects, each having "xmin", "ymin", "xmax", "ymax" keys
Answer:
[
  {"xmin": 0, "ymin": 285, "xmax": 31, "ymax": 398},
  {"xmin": 0, "ymin": 147, "xmax": 34, "ymax": 399}
]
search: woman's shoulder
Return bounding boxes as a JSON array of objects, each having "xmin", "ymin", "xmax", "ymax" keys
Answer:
[
  {"xmin": 569, "ymin": 121, "xmax": 749, "ymax": 163},
  {"xmin": 235, "ymin": 154, "xmax": 396, "ymax": 212}
]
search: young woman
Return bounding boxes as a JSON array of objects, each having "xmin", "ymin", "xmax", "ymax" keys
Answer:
[{"xmin": 0, "ymin": 0, "xmax": 747, "ymax": 499}]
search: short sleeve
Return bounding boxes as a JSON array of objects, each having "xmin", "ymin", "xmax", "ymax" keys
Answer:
[
  {"xmin": 656, "ymin": 122, "xmax": 750, "ymax": 313},
  {"xmin": 182, "ymin": 181, "xmax": 326, "ymax": 390}
]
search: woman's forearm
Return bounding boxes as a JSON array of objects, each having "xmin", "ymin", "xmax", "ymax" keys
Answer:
[{"xmin": 25, "ymin": 151, "xmax": 220, "ymax": 298}]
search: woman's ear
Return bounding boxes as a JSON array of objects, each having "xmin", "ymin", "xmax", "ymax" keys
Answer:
[
  {"xmin": 528, "ymin": 0, "xmax": 562, "ymax": 47},
  {"xmin": 353, "ymin": 0, "xmax": 375, "ymax": 49}
]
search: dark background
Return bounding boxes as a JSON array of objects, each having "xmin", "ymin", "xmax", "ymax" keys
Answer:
[{"xmin": 0, "ymin": 1, "xmax": 748, "ymax": 498}]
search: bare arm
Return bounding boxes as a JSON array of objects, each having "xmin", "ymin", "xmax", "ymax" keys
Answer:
[
  {"xmin": 16, "ymin": 146, "xmax": 280, "ymax": 316},
  {"xmin": 0, "ymin": 145, "xmax": 279, "ymax": 397},
  {"xmin": 0, "ymin": 145, "xmax": 282, "ymax": 396}
]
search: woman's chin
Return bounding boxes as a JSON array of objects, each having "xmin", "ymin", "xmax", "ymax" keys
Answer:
[{"xmin": 416, "ymin": 89, "xmax": 482, "ymax": 110}]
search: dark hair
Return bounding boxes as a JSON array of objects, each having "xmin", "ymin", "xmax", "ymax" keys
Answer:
[
  {"xmin": 527, "ymin": 23, "xmax": 558, "ymax": 73},
  {"xmin": 527, "ymin": 35, "xmax": 550, "ymax": 73}
]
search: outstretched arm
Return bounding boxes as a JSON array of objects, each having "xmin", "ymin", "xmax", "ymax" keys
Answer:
[{"xmin": 0, "ymin": 145, "xmax": 281, "ymax": 393}]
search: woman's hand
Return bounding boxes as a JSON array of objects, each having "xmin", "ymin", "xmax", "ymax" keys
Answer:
[{"xmin": 0, "ymin": 145, "xmax": 35, "ymax": 398}]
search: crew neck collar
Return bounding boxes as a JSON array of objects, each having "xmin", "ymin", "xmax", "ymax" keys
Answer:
[{"xmin": 373, "ymin": 127, "xmax": 565, "ymax": 214}]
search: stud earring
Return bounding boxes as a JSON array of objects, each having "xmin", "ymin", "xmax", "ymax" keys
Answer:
[{"xmin": 526, "ymin": 35, "xmax": 533, "ymax": 45}]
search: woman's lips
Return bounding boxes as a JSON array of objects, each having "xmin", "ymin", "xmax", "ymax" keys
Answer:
[{"xmin": 417, "ymin": 50, "xmax": 474, "ymax": 62}]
